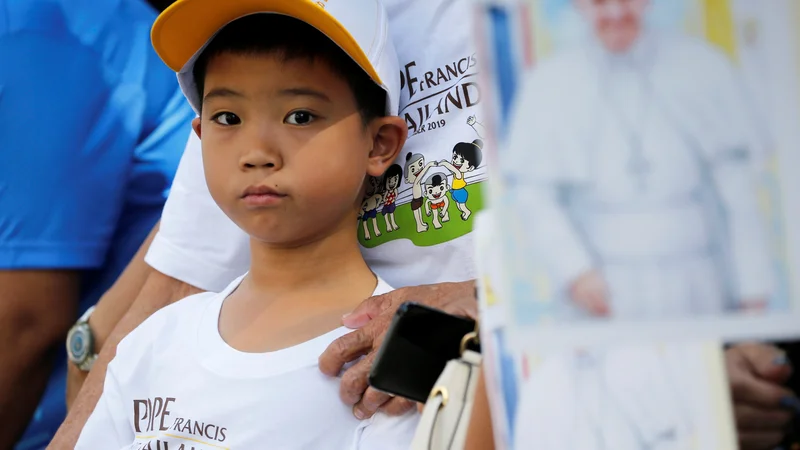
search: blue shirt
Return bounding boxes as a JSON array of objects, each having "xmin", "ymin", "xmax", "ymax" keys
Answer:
[{"xmin": 0, "ymin": 1, "xmax": 194, "ymax": 447}]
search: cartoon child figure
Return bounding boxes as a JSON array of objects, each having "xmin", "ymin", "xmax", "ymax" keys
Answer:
[
  {"xmin": 360, "ymin": 175, "xmax": 383, "ymax": 240},
  {"xmin": 381, "ymin": 164, "xmax": 402, "ymax": 232},
  {"xmin": 424, "ymin": 173, "xmax": 450, "ymax": 229},
  {"xmin": 439, "ymin": 139, "xmax": 483, "ymax": 221},
  {"xmin": 404, "ymin": 152, "xmax": 437, "ymax": 233}
]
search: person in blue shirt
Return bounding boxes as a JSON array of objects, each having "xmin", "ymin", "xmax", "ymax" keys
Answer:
[{"xmin": 0, "ymin": 0, "xmax": 193, "ymax": 447}]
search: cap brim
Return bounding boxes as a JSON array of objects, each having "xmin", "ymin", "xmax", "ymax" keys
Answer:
[{"xmin": 151, "ymin": 0, "xmax": 382, "ymax": 84}]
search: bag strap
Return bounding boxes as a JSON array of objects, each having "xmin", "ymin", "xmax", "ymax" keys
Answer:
[{"xmin": 417, "ymin": 387, "xmax": 448, "ymax": 449}]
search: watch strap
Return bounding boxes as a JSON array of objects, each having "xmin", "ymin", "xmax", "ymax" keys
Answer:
[
  {"xmin": 77, "ymin": 353, "xmax": 98, "ymax": 371},
  {"xmin": 77, "ymin": 305, "xmax": 96, "ymax": 325}
]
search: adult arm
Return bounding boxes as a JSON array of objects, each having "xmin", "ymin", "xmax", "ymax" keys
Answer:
[
  {"xmin": 65, "ymin": 223, "xmax": 158, "ymax": 408},
  {"xmin": 50, "ymin": 268, "xmax": 202, "ymax": 448},
  {"xmin": 0, "ymin": 272, "xmax": 79, "ymax": 446}
]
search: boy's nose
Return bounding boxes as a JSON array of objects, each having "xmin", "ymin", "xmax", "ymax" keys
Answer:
[{"xmin": 239, "ymin": 146, "xmax": 282, "ymax": 171}]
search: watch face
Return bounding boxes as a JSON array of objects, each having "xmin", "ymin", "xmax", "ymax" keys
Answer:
[{"xmin": 67, "ymin": 326, "xmax": 92, "ymax": 364}]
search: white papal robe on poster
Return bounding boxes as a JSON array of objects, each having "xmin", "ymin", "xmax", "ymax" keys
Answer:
[{"xmin": 504, "ymin": 30, "xmax": 774, "ymax": 320}]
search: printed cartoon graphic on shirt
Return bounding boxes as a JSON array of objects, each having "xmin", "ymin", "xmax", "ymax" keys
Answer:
[
  {"xmin": 357, "ymin": 57, "xmax": 489, "ymax": 249},
  {"xmin": 130, "ymin": 396, "xmax": 229, "ymax": 449},
  {"xmin": 424, "ymin": 173, "xmax": 451, "ymax": 229},
  {"xmin": 440, "ymin": 139, "xmax": 483, "ymax": 221},
  {"xmin": 403, "ymin": 152, "xmax": 437, "ymax": 233},
  {"xmin": 400, "ymin": 55, "xmax": 481, "ymax": 137},
  {"xmin": 360, "ymin": 175, "xmax": 384, "ymax": 241},
  {"xmin": 382, "ymin": 164, "xmax": 403, "ymax": 232}
]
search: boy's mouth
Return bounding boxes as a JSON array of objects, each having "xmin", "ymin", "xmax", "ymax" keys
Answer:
[
  {"xmin": 433, "ymin": 192, "xmax": 442, "ymax": 199},
  {"xmin": 241, "ymin": 184, "xmax": 286, "ymax": 207}
]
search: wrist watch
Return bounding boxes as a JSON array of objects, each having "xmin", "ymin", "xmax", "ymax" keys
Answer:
[{"xmin": 66, "ymin": 306, "xmax": 98, "ymax": 372}]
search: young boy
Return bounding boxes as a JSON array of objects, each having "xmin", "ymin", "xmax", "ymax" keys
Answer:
[{"xmin": 75, "ymin": 1, "xmax": 418, "ymax": 448}]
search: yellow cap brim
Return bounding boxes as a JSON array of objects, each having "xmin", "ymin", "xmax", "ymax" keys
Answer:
[{"xmin": 151, "ymin": 0, "xmax": 382, "ymax": 84}]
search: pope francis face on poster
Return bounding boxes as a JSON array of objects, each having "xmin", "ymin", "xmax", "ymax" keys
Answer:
[{"xmin": 576, "ymin": 0, "xmax": 649, "ymax": 53}]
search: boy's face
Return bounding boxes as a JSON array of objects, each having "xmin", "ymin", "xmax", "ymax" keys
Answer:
[
  {"xmin": 425, "ymin": 181, "xmax": 448, "ymax": 200},
  {"xmin": 194, "ymin": 52, "xmax": 382, "ymax": 245},
  {"xmin": 405, "ymin": 157, "xmax": 425, "ymax": 183}
]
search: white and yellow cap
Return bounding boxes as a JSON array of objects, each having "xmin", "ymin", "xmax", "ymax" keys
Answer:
[{"xmin": 151, "ymin": 0, "xmax": 399, "ymax": 115}]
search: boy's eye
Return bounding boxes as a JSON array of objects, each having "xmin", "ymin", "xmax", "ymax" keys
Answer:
[
  {"xmin": 285, "ymin": 111, "xmax": 315, "ymax": 125},
  {"xmin": 211, "ymin": 112, "xmax": 241, "ymax": 126}
]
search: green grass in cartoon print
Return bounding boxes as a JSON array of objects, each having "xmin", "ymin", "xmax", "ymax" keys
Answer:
[{"xmin": 358, "ymin": 182, "xmax": 485, "ymax": 248}]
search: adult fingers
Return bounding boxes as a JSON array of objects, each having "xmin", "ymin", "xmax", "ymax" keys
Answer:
[
  {"xmin": 318, "ymin": 328, "xmax": 374, "ymax": 377},
  {"xmin": 342, "ymin": 290, "xmax": 397, "ymax": 329},
  {"xmin": 738, "ymin": 430, "xmax": 786, "ymax": 450},
  {"xmin": 353, "ymin": 386, "xmax": 393, "ymax": 420},
  {"xmin": 381, "ymin": 397, "xmax": 416, "ymax": 416},
  {"xmin": 339, "ymin": 352, "xmax": 376, "ymax": 406},
  {"xmin": 738, "ymin": 343, "xmax": 793, "ymax": 384},
  {"xmin": 734, "ymin": 403, "xmax": 793, "ymax": 431},
  {"xmin": 730, "ymin": 369, "xmax": 793, "ymax": 409}
]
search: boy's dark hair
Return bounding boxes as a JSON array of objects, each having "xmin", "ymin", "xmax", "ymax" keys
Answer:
[
  {"xmin": 383, "ymin": 164, "xmax": 402, "ymax": 189},
  {"xmin": 425, "ymin": 173, "xmax": 445, "ymax": 187},
  {"xmin": 452, "ymin": 139, "xmax": 484, "ymax": 169},
  {"xmin": 193, "ymin": 14, "xmax": 386, "ymax": 124}
]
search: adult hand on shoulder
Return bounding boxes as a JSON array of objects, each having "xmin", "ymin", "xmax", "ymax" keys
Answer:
[
  {"xmin": 726, "ymin": 343, "xmax": 797, "ymax": 450},
  {"xmin": 318, "ymin": 280, "xmax": 478, "ymax": 420}
]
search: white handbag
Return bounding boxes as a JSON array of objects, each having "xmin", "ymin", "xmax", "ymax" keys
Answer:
[{"xmin": 411, "ymin": 331, "xmax": 482, "ymax": 450}]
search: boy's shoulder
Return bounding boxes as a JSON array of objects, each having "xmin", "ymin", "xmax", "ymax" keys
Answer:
[
  {"xmin": 117, "ymin": 289, "xmax": 221, "ymax": 352},
  {"xmin": 127, "ymin": 274, "xmax": 245, "ymax": 341}
]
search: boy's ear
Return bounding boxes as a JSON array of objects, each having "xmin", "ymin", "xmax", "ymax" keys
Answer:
[
  {"xmin": 192, "ymin": 117, "xmax": 202, "ymax": 139},
  {"xmin": 366, "ymin": 116, "xmax": 407, "ymax": 177}
]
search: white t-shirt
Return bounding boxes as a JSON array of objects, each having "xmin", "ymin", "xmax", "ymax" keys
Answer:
[
  {"xmin": 76, "ymin": 277, "xmax": 419, "ymax": 449},
  {"xmin": 145, "ymin": 0, "xmax": 486, "ymax": 292}
]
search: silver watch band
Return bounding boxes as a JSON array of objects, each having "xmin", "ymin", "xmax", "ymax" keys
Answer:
[
  {"xmin": 77, "ymin": 353, "xmax": 98, "ymax": 372},
  {"xmin": 78, "ymin": 305, "xmax": 96, "ymax": 325}
]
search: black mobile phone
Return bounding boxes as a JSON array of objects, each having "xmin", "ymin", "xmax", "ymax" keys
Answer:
[{"xmin": 368, "ymin": 302, "xmax": 478, "ymax": 403}]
